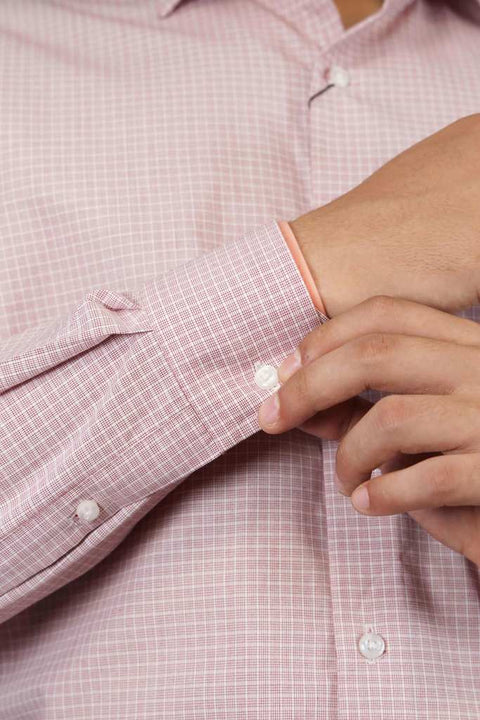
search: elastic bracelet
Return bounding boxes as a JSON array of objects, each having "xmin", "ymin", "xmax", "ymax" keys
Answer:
[{"xmin": 277, "ymin": 220, "xmax": 326, "ymax": 315}]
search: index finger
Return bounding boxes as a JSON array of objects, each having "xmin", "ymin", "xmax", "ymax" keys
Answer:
[
  {"xmin": 257, "ymin": 332, "xmax": 473, "ymax": 433},
  {"xmin": 278, "ymin": 295, "xmax": 480, "ymax": 385}
]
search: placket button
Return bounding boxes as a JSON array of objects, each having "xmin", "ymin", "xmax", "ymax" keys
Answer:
[
  {"xmin": 358, "ymin": 631, "xmax": 386, "ymax": 661},
  {"xmin": 327, "ymin": 64, "xmax": 351, "ymax": 88}
]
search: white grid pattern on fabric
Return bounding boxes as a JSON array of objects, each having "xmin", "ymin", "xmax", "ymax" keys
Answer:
[{"xmin": 1, "ymin": 1, "xmax": 480, "ymax": 718}]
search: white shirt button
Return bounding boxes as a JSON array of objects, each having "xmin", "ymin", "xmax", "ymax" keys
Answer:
[
  {"xmin": 254, "ymin": 363, "xmax": 279, "ymax": 391},
  {"xmin": 76, "ymin": 499, "xmax": 100, "ymax": 522},
  {"xmin": 358, "ymin": 631, "xmax": 385, "ymax": 661},
  {"xmin": 327, "ymin": 64, "xmax": 350, "ymax": 88}
]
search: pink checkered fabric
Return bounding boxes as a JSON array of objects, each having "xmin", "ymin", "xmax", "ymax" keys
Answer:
[{"xmin": 1, "ymin": 1, "xmax": 480, "ymax": 717}]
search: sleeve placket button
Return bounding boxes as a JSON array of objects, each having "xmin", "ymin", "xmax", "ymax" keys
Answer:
[{"xmin": 76, "ymin": 499, "xmax": 100, "ymax": 522}]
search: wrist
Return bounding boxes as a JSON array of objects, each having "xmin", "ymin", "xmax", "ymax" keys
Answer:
[
  {"xmin": 289, "ymin": 206, "xmax": 357, "ymax": 318},
  {"xmin": 278, "ymin": 220, "xmax": 327, "ymax": 316},
  {"xmin": 289, "ymin": 210, "xmax": 331, "ymax": 315}
]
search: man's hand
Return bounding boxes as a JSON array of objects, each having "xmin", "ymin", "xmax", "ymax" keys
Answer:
[
  {"xmin": 290, "ymin": 114, "xmax": 480, "ymax": 317},
  {"xmin": 257, "ymin": 295, "xmax": 480, "ymax": 565}
]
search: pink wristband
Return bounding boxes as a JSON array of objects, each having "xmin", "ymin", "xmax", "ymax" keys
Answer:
[{"xmin": 277, "ymin": 220, "xmax": 327, "ymax": 315}]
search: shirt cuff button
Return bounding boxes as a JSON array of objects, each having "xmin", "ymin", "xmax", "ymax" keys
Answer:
[
  {"xmin": 76, "ymin": 499, "xmax": 101, "ymax": 522},
  {"xmin": 254, "ymin": 362, "xmax": 279, "ymax": 391}
]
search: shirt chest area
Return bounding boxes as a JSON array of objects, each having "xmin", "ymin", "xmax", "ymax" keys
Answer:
[
  {"xmin": 1, "ymin": 1, "xmax": 480, "ymax": 336},
  {"xmin": 3, "ymin": 3, "xmax": 480, "ymax": 224}
]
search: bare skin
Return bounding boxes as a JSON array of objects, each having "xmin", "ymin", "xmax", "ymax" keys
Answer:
[
  {"xmin": 257, "ymin": 114, "xmax": 480, "ymax": 564},
  {"xmin": 334, "ymin": 0, "xmax": 383, "ymax": 28},
  {"xmin": 259, "ymin": 296, "xmax": 480, "ymax": 566},
  {"xmin": 291, "ymin": 115, "xmax": 480, "ymax": 319}
]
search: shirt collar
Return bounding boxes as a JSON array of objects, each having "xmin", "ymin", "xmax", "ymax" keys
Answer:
[
  {"xmin": 157, "ymin": 0, "xmax": 183, "ymax": 17},
  {"xmin": 157, "ymin": 0, "xmax": 480, "ymax": 19}
]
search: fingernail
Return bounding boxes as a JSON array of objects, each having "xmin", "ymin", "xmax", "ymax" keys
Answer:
[
  {"xmin": 334, "ymin": 470, "xmax": 348, "ymax": 496},
  {"xmin": 258, "ymin": 393, "xmax": 280, "ymax": 427},
  {"xmin": 335, "ymin": 481, "xmax": 348, "ymax": 497},
  {"xmin": 351, "ymin": 485, "xmax": 370, "ymax": 512},
  {"xmin": 278, "ymin": 349, "xmax": 301, "ymax": 382}
]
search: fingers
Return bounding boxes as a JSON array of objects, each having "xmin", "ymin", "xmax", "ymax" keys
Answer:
[
  {"xmin": 277, "ymin": 295, "xmax": 480, "ymax": 384},
  {"xmin": 407, "ymin": 506, "xmax": 480, "ymax": 566},
  {"xmin": 296, "ymin": 396, "xmax": 373, "ymax": 442},
  {"xmin": 335, "ymin": 394, "xmax": 480, "ymax": 495},
  {"xmin": 349, "ymin": 452, "xmax": 480, "ymax": 518},
  {"xmin": 258, "ymin": 332, "xmax": 479, "ymax": 433}
]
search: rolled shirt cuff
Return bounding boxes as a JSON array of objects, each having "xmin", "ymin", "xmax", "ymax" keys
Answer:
[{"xmin": 277, "ymin": 220, "xmax": 327, "ymax": 316}]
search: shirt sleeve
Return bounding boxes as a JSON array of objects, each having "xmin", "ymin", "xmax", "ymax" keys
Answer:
[{"xmin": 0, "ymin": 220, "xmax": 328, "ymax": 624}]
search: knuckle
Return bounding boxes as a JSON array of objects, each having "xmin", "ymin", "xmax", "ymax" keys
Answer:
[
  {"xmin": 297, "ymin": 325, "xmax": 328, "ymax": 367},
  {"xmin": 366, "ymin": 295, "xmax": 397, "ymax": 318},
  {"xmin": 354, "ymin": 332, "xmax": 394, "ymax": 364},
  {"xmin": 458, "ymin": 112, "xmax": 480, "ymax": 131},
  {"xmin": 297, "ymin": 337, "xmax": 314, "ymax": 367},
  {"xmin": 428, "ymin": 461, "xmax": 455, "ymax": 505},
  {"xmin": 292, "ymin": 366, "xmax": 312, "ymax": 407},
  {"xmin": 372, "ymin": 395, "xmax": 410, "ymax": 432}
]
